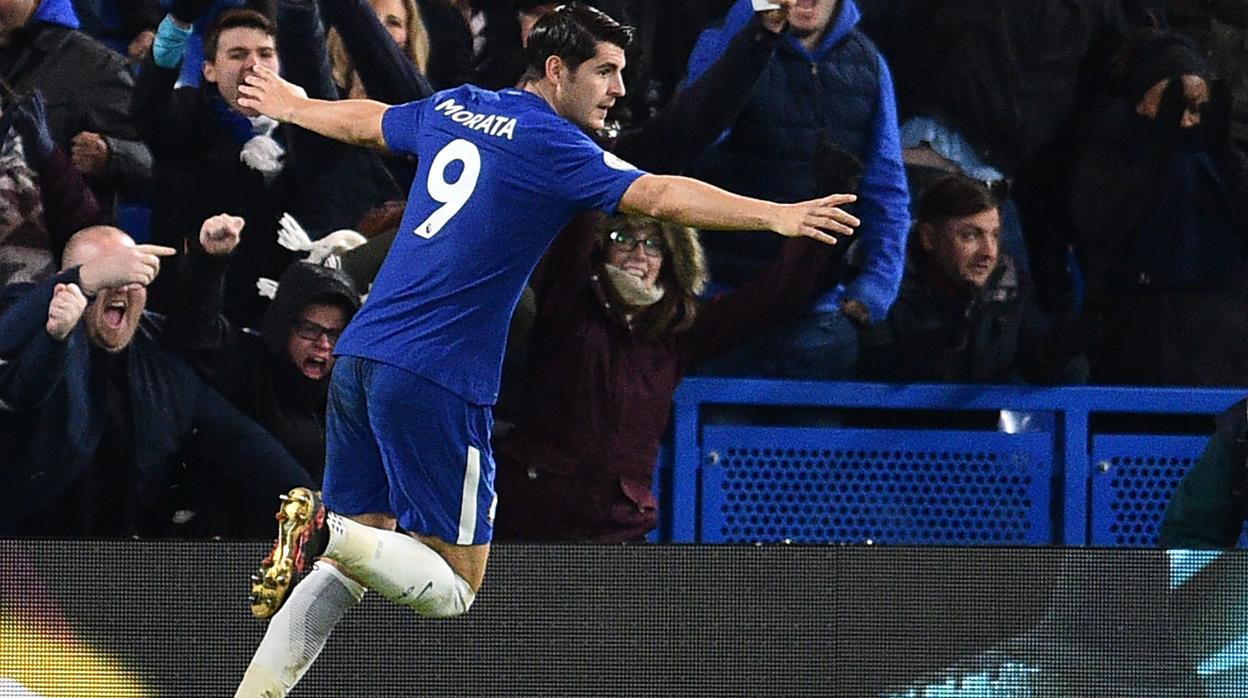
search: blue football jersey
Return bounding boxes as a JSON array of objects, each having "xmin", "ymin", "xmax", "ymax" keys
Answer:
[{"xmin": 334, "ymin": 85, "xmax": 646, "ymax": 404}]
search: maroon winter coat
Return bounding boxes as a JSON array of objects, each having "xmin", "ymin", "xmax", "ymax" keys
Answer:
[{"xmin": 493, "ymin": 214, "xmax": 838, "ymax": 542}]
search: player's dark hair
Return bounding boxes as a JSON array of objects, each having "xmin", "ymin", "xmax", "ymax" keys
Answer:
[
  {"xmin": 521, "ymin": 3, "xmax": 633, "ymax": 82},
  {"xmin": 204, "ymin": 8, "xmax": 276, "ymax": 63}
]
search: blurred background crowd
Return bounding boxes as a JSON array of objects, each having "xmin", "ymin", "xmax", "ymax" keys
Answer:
[{"xmin": 1, "ymin": 0, "xmax": 1244, "ymax": 541}]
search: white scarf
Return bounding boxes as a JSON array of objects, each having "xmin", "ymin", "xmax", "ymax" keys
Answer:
[
  {"xmin": 603, "ymin": 263, "xmax": 665, "ymax": 308},
  {"xmin": 239, "ymin": 115, "xmax": 285, "ymax": 180}
]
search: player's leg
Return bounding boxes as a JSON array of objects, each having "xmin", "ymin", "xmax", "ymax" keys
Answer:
[
  {"xmin": 235, "ymin": 357, "xmax": 391, "ymax": 698},
  {"xmin": 319, "ymin": 521, "xmax": 486, "ymax": 616},
  {"xmin": 319, "ymin": 362, "xmax": 497, "ymax": 616},
  {"xmin": 235, "ymin": 559, "xmax": 365, "ymax": 697}
]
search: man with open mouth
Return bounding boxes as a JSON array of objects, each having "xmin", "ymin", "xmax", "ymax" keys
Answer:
[
  {"xmin": 0, "ymin": 224, "xmax": 314, "ymax": 537},
  {"xmin": 167, "ymin": 213, "xmax": 362, "ymax": 495}
]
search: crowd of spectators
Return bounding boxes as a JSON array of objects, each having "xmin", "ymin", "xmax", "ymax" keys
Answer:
[{"xmin": 1, "ymin": 0, "xmax": 1245, "ymax": 540}]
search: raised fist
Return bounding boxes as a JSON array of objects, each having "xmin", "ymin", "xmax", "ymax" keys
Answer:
[
  {"xmin": 46, "ymin": 283, "xmax": 87, "ymax": 341},
  {"xmin": 199, "ymin": 213, "xmax": 246, "ymax": 256},
  {"xmin": 70, "ymin": 131, "xmax": 110, "ymax": 176}
]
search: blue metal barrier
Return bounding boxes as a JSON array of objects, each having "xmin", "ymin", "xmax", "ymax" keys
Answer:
[{"xmin": 669, "ymin": 379, "xmax": 1246, "ymax": 545}]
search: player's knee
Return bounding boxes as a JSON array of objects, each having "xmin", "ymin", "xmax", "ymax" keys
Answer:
[{"xmin": 409, "ymin": 573, "xmax": 476, "ymax": 619}]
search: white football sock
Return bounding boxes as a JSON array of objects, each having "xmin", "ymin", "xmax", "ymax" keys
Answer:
[
  {"xmin": 234, "ymin": 562, "xmax": 365, "ymax": 698},
  {"xmin": 323, "ymin": 513, "xmax": 476, "ymax": 619}
]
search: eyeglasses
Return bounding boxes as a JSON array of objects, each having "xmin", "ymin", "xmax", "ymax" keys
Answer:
[
  {"xmin": 293, "ymin": 319, "xmax": 343, "ymax": 344},
  {"xmin": 608, "ymin": 230, "xmax": 665, "ymax": 257}
]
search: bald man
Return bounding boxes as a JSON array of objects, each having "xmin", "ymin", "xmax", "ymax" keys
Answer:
[{"xmin": 0, "ymin": 226, "xmax": 312, "ymax": 536}]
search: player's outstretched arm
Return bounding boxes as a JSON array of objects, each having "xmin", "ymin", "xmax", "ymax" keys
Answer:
[
  {"xmin": 237, "ymin": 64, "xmax": 388, "ymax": 149},
  {"xmin": 618, "ymin": 174, "xmax": 859, "ymax": 245}
]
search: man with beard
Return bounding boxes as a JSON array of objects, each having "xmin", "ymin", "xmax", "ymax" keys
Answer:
[
  {"xmin": 857, "ymin": 175, "xmax": 1087, "ymax": 385},
  {"xmin": 168, "ymin": 213, "xmax": 362, "ymax": 483},
  {"xmin": 0, "ymin": 225, "xmax": 312, "ymax": 536}
]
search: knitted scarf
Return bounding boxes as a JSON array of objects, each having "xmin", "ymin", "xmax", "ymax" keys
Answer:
[
  {"xmin": 602, "ymin": 263, "xmax": 665, "ymax": 308},
  {"xmin": 207, "ymin": 92, "xmax": 286, "ymax": 181},
  {"xmin": 0, "ymin": 129, "xmax": 53, "ymax": 286}
]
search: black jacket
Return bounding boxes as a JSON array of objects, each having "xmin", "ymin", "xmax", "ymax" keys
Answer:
[
  {"xmin": 0, "ymin": 21, "xmax": 153, "ymax": 202},
  {"xmin": 131, "ymin": 0, "xmax": 399, "ymax": 327},
  {"xmin": 169, "ymin": 253, "xmax": 361, "ymax": 481},
  {"xmin": 0, "ymin": 270, "xmax": 312, "ymax": 536},
  {"xmin": 858, "ymin": 254, "xmax": 1087, "ymax": 384},
  {"xmin": 881, "ymin": 0, "xmax": 1125, "ymax": 174}
]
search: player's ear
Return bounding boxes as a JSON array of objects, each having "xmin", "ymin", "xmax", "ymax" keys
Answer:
[{"xmin": 544, "ymin": 54, "xmax": 564, "ymax": 83}]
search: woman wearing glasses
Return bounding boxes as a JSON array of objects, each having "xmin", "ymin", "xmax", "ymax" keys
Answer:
[{"xmin": 491, "ymin": 211, "xmax": 845, "ymax": 542}]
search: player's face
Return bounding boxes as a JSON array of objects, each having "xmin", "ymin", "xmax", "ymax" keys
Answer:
[
  {"xmin": 921, "ymin": 207, "xmax": 1001, "ymax": 289},
  {"xmin": 287, "ymin": 302, "xmax": 347, "ymax": 381},
  {"xmin": 605, "ymin": 226, "xmax": 664, "ymax": 289},
  {"xmin": 558, "ymin": 41, "xmax": 626, "ymax": 131},
  {"xmin": 203, "ymin": 27, "xmax": 280, "ymax": 117}
]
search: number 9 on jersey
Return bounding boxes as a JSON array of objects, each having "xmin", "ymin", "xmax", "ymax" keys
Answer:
[{"xmin": 414, "ymin": 139, "xmax": 482, "ymax": 239}]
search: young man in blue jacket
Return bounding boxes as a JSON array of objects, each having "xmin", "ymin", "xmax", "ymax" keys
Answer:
[{"xmin": 686, "ymin": 0, "xmax": 910, "ymax": 379}]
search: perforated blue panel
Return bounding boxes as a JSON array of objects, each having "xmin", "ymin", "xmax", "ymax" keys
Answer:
[
  {"xmin": 1089, "ymin": 435, "xmax": 1248, "ymax": 547},
  {"xmin": 700, "ymin": 427, "xmax": 1054, "ymax": 544}
]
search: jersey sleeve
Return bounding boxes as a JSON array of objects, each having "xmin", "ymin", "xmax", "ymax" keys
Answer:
[
  {"xmin": 381, "ymin": 99, "xmax": 428, "ymax": 155},
  {"xmin": 542, "ymin": 124, "xmax": 647, "ymax": 215}
]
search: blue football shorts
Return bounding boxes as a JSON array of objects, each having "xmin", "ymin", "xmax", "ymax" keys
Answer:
[{"xmin": 322, "ymin": 355, "xmax": 496, "ymax": 545}]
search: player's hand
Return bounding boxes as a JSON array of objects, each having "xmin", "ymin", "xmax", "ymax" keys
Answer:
[
  {"xmin": 758, "ymin": 0, "xmax": 795, "ymax": 34},
  {"xmin": 70, "ymin": 131, "xmax": 109, "ymax": 175},
  {"xmin": 772, "ymin": 193, "xmax": 859, "ymax": 244},
  {"xmin": 78, "ymin": 243, "xmax": 177, "ymax": 294},
  {"xmin": 237, "ymin": 64, "xmax": 309, "ymax": 123},
  {"xmin": 46, "ymin": 283, "xmax": 87, "ymax": 341},
  {"xmin": 199, "ymin": 213, "xmax": 245, "ymax": 256}
]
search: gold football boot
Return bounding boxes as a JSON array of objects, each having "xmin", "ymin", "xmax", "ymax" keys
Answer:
[{"xmin": 249, "ymin": 487, "xmax": 329, "ymax": 619}]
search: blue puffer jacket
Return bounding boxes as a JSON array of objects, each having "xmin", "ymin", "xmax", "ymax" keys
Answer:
[{"xmin": 686, "ymin": 0, "xmax": 909, "ymax": 323}]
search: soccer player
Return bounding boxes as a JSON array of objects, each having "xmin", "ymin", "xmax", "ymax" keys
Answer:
[{"xmin": 232, "ymin": 3, "xmax": 858, "ymax": 695}]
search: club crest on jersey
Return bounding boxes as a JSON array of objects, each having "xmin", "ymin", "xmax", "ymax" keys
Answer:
[
  {"xmin": 434, "ymin": 98, "xmax": 517, "ymax": 140},
  {"xmin": 602, "ymin": 151, "xmax": 635, "ymax": 171}
]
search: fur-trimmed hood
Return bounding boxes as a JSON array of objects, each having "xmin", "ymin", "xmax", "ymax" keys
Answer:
[
  {"xmin": 660, "ymin": 220, "xmax": 708, "ymax": 298},
  {"xmin": 597, "ymin": 215, "xmax": 708, "ymax": 298}
]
